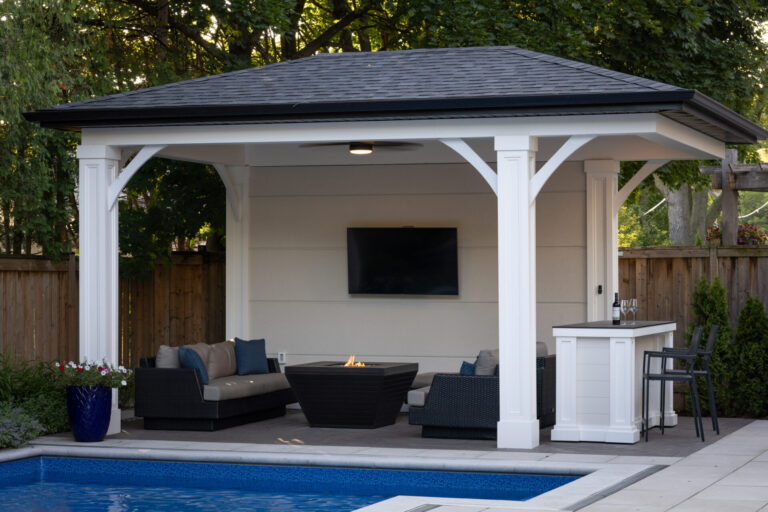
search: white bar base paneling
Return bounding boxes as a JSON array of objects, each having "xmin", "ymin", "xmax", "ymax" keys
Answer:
[{"xmin": 551, "ymin": 322, "xmax": 676, "ymax": 444}]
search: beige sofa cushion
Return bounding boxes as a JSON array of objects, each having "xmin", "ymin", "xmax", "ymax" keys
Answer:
[
  {"xmin": 407, "ymin": 386, "xmax": 431, "ymax": 407},
  {"xmin": 203, "ymin": 373, "xmax": 291, "ymax": 401},
  {"xmin": 207, "ymin": 341, "xmax": 237, "ymax": 380},
  {"xmin": 474, "ymin": 349, "xmax": 499, "ymax": 375},
  {"xmin": 156, "ymin": 345, "xmax": 180, "ymax": 368}
]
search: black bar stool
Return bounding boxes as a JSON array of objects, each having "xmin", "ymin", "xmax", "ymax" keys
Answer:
[{"xmin": 642, "ymin": 326, "xmax": 704, "ymax": 442}]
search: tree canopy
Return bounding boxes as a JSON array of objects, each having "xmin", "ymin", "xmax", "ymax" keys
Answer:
[{"xmin": 2, "ymin": 0, "xmax": 768, "ymax": 264}]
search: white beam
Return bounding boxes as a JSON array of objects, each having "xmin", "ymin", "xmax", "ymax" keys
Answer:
[
  {"xmin": 614, "ymin": 159, "xmax": 669, "ymax": 212},
  {"xmin": 495, "ymin": 135, "xmax": 539, "ymax": 449},
  {"xmin": 529, "ymin": 135, "xmax": 595, "ymax": 204},
  {"xmin": 212, "ymin": 164, "xmax": 242, "ymax": 222},
  {"xmin": 82, "ymin": 114, "xmax": 662, "ymax": 147},
  {"xmin": 439, "ymin": 138, "xmax": 497, "ymax": 194},
  {"xmin": 76, "ymin": 144, "xmax": 122, "ymax": 435},
  {"xmin": 106, "ymin": 145, "xmax": 166, "ymax": 210}
]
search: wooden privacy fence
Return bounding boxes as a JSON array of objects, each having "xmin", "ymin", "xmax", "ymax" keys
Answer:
[
  {"xmin": 0, "ymin": 253, "xmax": 225, "ymax": 368},
  {"xmin": 3, "ymin": 247, "xmax": 767, "ymax": 365},
  {"xmin": 619, "ymin": 246, "xmax": 768, "ymax": 347}
]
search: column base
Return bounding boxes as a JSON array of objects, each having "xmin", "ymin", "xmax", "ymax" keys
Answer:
[
  {"xmin": 497, "ymin": 418, "xmax": 539, "ymax": 449},
  {"xmin": 551, "ymin": 424, "xmax": 640, "ymax": 444},
  {"xmin": 107, "ymin": 407, "xmax": 121, "ymax": 436}
]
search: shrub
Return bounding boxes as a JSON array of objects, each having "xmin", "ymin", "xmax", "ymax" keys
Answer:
[
  {"xmin": 0, "ymin": 402, "xmax": 45, "ymax": 449},
  {"xmin": 689, "ymin": 276, "xmax": 733, "ymax": 415},
  {"xmin": 731, "ymin": 297, "xmax": 768, "ymax": 417},
  {"xmin": 0, "ymin": 354, "xmax": 69, "ymax": 436}
]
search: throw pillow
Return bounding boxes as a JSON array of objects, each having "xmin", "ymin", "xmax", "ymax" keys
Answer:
[
  {"xmin": 474, "ymin": 349, "xmax": 499, "ymax": 376},
  {"xmin": 234, "ymin": 337, "xmax": 269, "ymax": 375},
  {"xmin": 207, "ymin": 341, "xmax": 237, "ymax": 380},
  {"xmin": 459, "ymin": 361, "xmax": 476, "ymax": 375},
  {"xmin": 155, "ymin": 345, "xmax": 180, "ymax": 368},
  {"xmin": 178, "ymin": 346, "xmax": 210, "ymax": 385}
]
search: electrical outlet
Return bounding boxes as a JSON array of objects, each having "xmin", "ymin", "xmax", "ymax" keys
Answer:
[{"xmin": 277, "ymin": 352, "xmax": 286, "ymax": 364}]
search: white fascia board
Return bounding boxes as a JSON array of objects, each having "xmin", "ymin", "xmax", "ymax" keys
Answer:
[
  {"xmin": 157, "ymin": 144, "xmax": 248, "ymax": 166},
  {"xmin": 643, "ymin": 115, "xmax": 724, "ymax": 159},
  {"xmin": 80, "ymin": 114, "xmax": 660, "ymax": 147}
]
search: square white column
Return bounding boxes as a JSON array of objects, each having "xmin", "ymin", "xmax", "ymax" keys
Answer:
[
  {"xmin": 495, "ymin": 135, "xmax": 539, "ymax": 449},
  {"xmin": 585, "ymin": 160, "xmax": 619, "ymax": 321},
  {"xmin": 224, "ymin": 166, "xmax": 251, "ymax": 339},
  {"xmin": 76, "ymin": 144, "xmax": 122, "ymax": 435}
]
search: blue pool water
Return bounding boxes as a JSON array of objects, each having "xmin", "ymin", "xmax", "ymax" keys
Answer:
[{"xmin": 0, "ymin": 457, "xmax": 579, "ymax": 511}]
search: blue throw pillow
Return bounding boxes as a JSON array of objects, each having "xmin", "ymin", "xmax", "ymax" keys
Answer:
[
  {"xmin": 234, "ymin": 337, "xmax": 269, "ymax": 375},
  {"xmin": 178, "ymin": 346, "xmax": 209, "ymax": 385},
  {"xmin": 459, "ymin": 361, "xmax": 476, "ymax": 375}
]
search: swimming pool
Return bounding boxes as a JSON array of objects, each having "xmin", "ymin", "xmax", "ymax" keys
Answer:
[{"xmin": 0, "ymin": 457, "xmax": 578, "ymax": 511}]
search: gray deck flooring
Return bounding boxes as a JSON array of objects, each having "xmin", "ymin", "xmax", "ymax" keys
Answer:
[{"xmin": 115, "ymin": 410, "xmax": 750, "ymax": 459}]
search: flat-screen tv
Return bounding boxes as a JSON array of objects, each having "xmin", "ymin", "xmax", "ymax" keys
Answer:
[{"xmin": 347, "ymin": 227, "xmax": 459, "ymax": 295}]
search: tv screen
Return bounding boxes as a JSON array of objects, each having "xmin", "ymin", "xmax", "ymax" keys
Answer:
[{"xmin": 347, "ymin": 227, "xmax": 459, "ymax": 295}]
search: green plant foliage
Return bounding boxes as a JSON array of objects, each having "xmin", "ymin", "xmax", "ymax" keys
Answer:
[
  {"xmin": 731, "ymin": 297, "xmax": 768, "ymax": 417},
  {"xmin": 119, "ymin": 160, "xmax": 226, "ymax": 279},
  {"xmin": 0, "ymin": 354, "xmax": 69, "ymax": 435},
  {"xmin": 0, "ymin": 0, "xmax": 114, "ymax": 258},
  {"xmin": 689, "ymin": 276, "xmax": 733, "ymax": 416},
  {"xmin": 0, "ymin": 402, "xmax": 45, "ymax": 449}
]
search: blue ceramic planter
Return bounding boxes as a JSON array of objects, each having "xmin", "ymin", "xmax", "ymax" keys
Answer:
[{"xmin": 66, "ymin": 385, "xmax": 111, "ymax": 442}]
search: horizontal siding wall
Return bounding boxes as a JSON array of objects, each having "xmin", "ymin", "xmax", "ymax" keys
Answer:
[{"xmin": 247, "ymin": 161, "xmax": 586, "ymax": 372}]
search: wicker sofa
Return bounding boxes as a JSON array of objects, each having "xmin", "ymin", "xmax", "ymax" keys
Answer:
[
  {"xmin": 135, "ymin": 354, "xmax": 296, "ymax": 431},
  {"xmin": 408, "ymin": 354, "xmax": 556, "ymax": 439}
]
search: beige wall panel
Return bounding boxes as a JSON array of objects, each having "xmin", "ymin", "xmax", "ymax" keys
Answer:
[
  {"xmin": 536, "ymin": 302, "xmax": 588, "ymax": 353},
  {"xmin": 250, "ymin": 163, "xmax": 492, "ymax": 197},
  {"xmin": 248, "ymin": 300, "xmax": 498, "ymax": 372},
  {"xmin": 249, "ymin": 247, "xmax": 498, "ymax": 302},
  {"xmin": 539, "ymin": 161, "xmax": 585, "ymax": 193},
  {"xmin": 537, "ymin": 247, "xmax": 587, "ymax": 303},
  {"xmin": 249, "ymin": 194, "xmax": 498, "ymax": 249},
  {"xmin": 536, "ymin": 192, "xmax": 586, "ymax": 247}
]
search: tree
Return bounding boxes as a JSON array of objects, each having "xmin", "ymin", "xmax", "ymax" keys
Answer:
[{"xmin": 0, "ymin": 0, "xmax": 113, "ymax": 258}]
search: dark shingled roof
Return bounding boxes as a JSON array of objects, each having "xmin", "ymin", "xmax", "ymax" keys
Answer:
[{"xmin": 25, "ymin": 46, "xmax": 767, "ymax": 143}]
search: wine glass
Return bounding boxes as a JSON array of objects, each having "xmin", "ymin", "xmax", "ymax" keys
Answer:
[
  {"xmin": 629, "ymin": 298, "xmax": 638, "ymax": 324},
  {"xmin": 620, "ymin": 299, "xmax": 628, "ymax": 324}
]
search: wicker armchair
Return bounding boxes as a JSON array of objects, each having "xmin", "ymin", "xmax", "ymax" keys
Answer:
[{"xmin": 408, "ymin": 355, "xmax": 555, "ymax": 439}]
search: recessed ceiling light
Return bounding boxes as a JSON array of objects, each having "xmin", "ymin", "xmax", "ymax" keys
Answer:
[{"xmin": 349, "ymin": 142, "xmax": 373, "ymax": 155}]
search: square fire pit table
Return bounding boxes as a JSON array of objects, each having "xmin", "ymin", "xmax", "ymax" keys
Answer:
[{"xmin": 284, "ymin": 361, "xmax": 418, "ymax": 428}]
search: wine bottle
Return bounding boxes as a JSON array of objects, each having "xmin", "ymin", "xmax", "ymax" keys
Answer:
[{"xmin": 612, "ymin": 293, "xmax": 621, "ymax": 325}]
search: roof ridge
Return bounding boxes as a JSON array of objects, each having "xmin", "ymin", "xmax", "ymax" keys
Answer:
[{"xmin": 499, "ymin": 47, "xmax": 678, "ymax": 92}]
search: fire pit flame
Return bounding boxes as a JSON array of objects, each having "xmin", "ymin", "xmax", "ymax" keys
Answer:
[{"xmin": 343, "ymin": 355, "xmax": 365, "ymax": 367}]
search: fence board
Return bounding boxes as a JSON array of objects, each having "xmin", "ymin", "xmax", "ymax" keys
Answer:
[{"xmin": 0, "ymin": 253, "xmax": 224, "ymax": 367}]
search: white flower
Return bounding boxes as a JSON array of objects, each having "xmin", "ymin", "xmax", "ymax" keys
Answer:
[
  {"xmin": 53, "ymin": 361, "xmax": 59, "ymax": 368},
  {"xmin": 121, "ymin": 380, "xmax": 127, "ymax": 386},
  {"xmin": 118, "ymin": 366, "xmax": 126, "ymax": 372},
  {"xmin": 84, "ymin": 365, "xmax": 91, "ymax": 371},
  {"xmin": 101, "ymin": 370, "xmax": 108, "ymax": 376},
  {"xmin": 69, "ymin": 361, "xmax": 77, "ymax": 368}
]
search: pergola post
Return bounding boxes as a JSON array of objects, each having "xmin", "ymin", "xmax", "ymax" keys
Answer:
[
  {"xmin": 585, "ymin": 160, "xmax": 620, "ymax": 320},
  {"xmin": 224, "ymin": 166, "xmax": 250, "ymax": 339},
  {"xmin": 495, "ymin": 135, "xmax": 539, "ymax": 449},
  {"xmin": 76, "ymin": 145, "xmax": 122, "ymax": 435}
]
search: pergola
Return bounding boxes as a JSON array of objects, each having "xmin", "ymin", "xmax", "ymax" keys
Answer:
[{"xmin": 26, "ymin": 46, "xmax": 767, "ymax": 449}]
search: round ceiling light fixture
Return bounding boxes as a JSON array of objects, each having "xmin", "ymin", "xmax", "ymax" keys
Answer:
[{"xmin": 349, "ymin": 142, "xmax": 374, "ymax": 155}]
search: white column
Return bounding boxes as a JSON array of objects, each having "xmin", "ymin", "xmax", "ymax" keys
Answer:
[
  {"xmin": 495, "ymin": 135, "xmax": 539, "ymax": 449},
  {"xmin": 224, "ymin": 166, "xmax": 250, "ymax": 339},
  {"xmin": 585, "ymin": 160, "xmax": 619, "ymax": 321},
  {"xmin": 76, "ymin": 145, "xmax": 121, "ymax": 435}
]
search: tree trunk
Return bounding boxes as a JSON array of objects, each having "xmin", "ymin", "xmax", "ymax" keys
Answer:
[
  {"xmin": 690, "ymin": 187, "xmax": 709, "ymax": 243},
  {"xmin": 332, "ymin": 0, "xmax": 355, "ymax": 52},
  {"xmin": 667, "ymin": 185, "xmax": 692, "ymax": 245},
  {"xmin": 156, "ymin": 0, "xmax": 169, "ymax": 62},
  {"xmin": 281, "ymin": 0, "xmax": 306, "ymax": 61}
]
